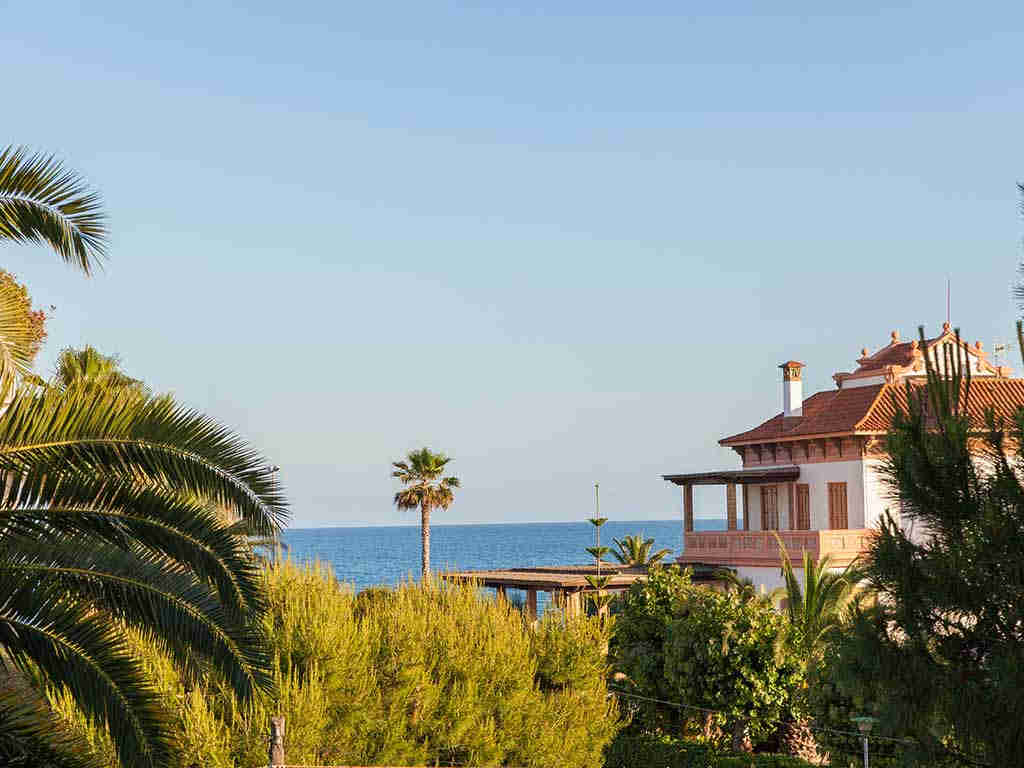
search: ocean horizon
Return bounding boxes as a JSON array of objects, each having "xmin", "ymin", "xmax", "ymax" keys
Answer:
[{"xmin": 282, "ymin": 517, "xmax": 728, "ymax": 593}]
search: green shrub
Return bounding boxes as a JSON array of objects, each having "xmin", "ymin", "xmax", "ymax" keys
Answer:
[
  {"xmin": 612, "ymin": 566, "xmax": 803, "ymax": 748},
  {"xmin": 50, "ymin": 559, "xmax": 620, "ymax": 768},
  {"xmin": 603, "ymin": 731, "xmax": 818, "ymax": 768}
]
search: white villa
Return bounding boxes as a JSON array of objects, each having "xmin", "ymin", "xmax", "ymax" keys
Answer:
[{"xmin": 665, "ymin": 323, "xmax": 1023, "ymax": 589}]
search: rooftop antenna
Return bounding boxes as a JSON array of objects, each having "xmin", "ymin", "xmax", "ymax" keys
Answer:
[
  {"xmin": 946, "ymin": 277, "xmax": 951, "ymax": 326},
  {"xmin": 994, "ymin": 340, "xmax": 1016, "ymax": 367}
]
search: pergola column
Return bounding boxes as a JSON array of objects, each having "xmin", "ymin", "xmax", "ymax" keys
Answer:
[
  {"xmin": 525, "ymin": 589, "xmax": 538, "ymax": 620},
  {"xmin": 565, "ymin": 591, "xmax": 582, "ymax": 619},
  {"xmin": 726, "ymin": 483, "xmax": 737, "ymax": 531},
  {"xmin": 683, "ymin": 484, "xmax": 694, "ymax": 532}
]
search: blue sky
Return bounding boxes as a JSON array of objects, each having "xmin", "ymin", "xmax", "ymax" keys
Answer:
[{"xmin": 2, "ymin": 1, "xmax": 1022, "ymax": 526}]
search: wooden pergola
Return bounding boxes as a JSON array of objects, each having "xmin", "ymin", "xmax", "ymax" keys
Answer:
[
  {"xmin": 662, "ymin": 466, "xmax": 800, "ymax": 532},
  {"xmin": 443, "ymin": 562, "xmax": 723, "ymax": 618},
  {"xmin": 442, "ymin": 563, "xmax": 646, "ymax": 618}
]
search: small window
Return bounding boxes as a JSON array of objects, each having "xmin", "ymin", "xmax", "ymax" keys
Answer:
[
  {"xmin": 761, "ymin": 485, "xmax": 779, "ymax": 530},
  {"xmin": 796, "ymin": 484, "xmax": 810, "ymax": 530},
  {"xmin": 828, "ymin": 482, "xmax": 848, "ymax": 529}
]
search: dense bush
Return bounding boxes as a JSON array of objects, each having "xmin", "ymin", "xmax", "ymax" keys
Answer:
[
  {"xmin": 611, "ymin": 565, "xmax": 694, "ymax": 732},
  {"xmin": 604, "ymin": 731, "xmax": 818, "ymax": 768},
  {"xmin": 50, "ymin": 559, "xmax": 619, "ymax": 768},
  {"xmin": 612, "ymin": 566, "xmax": 803, "ymax": 749},
  {"xmin": 664, "ymin": 587, "xmax": 803, "ymax": 748}
]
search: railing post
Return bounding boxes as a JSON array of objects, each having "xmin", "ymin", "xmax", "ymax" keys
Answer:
[{"xmin": 269, "ymin": 715, "xmax": 285, "ymax": 767}]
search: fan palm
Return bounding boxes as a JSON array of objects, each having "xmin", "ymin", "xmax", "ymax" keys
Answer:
[
  {"xmin": 392, "ymin": 448, "xmax": 459, "ymax": 580},
  {"xmin": 774, "ymin": 534, "xmax": 863, "ymax": 662},
  {"xmin": 610, "ymin": 534, "xmax": 671, "ymax": 567},
  {"xmin": 0, "ymin": 148, "xmax": 287, "ymax": 768}
]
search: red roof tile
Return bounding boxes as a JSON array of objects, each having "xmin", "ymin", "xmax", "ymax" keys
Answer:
[{"xmin": 719, "ymin": 378, "xmax": 1024, "ymax": 445}]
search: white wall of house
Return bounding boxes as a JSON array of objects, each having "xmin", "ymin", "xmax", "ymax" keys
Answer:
[
  {"xmin": 862, "ymin": 458, "xmax": 894, "ymax": 530},
  {"xmin": 744, "ymin": 459, "xmax": 866, "ymax": 530},
  {"xmin": 736, "ymin": 565, "xmax": 798, "ymax": 592}
]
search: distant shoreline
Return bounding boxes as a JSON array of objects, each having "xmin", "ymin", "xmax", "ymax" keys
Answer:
[{"xmin": 285, "ymin": 518, "xmax": 728, "ymax": 532}]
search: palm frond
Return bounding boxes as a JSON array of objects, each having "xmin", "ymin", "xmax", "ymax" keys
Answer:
[
  {"xmin": 0, "ymin": 280, "xmax": 37, "ymax": 396},
  {"xmin": 0, "ymin": 384, "xmax": 288, "ymax": 537},
  {"xmin": 0, "ymin": 147, "xmax": 107, "ymax": 274},
  {"xmin": 1, "ymin": 474, "xmax": 266, "ymax": 619},
  {"xmin": 0, "ymin": 534, "xmax": 271, "ymax": 701},
  {"xmin": 0, "ymin": 575, "xmax": 170, "ymax": 768},
  {"xmin": 0, "ymin": 683, "xmax": 107, "ymax": 768}
]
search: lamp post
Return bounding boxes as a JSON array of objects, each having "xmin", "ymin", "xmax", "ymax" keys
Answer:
[{"xmin": 851, "ymin": 716, "xmax": 877, "ymax": 768}]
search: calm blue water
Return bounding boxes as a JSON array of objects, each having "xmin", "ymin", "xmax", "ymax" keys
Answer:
[{"xmin": 282, "ymin": 518, "xmax": 726, "ymax": 591}]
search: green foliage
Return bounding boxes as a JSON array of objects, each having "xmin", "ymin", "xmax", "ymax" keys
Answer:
[
  {"xmin": 50, "ymin": 559, "xmax": 621, "ymax": 768},
  {"xmin": 612, "ymin": 566, "xmax": 803, "ymax": 748},
  {"xmin": 775, "ymin": 535, "xmax": 863, "ymax": 667},
  {"xmin": 828, "ymin": 326, "xmax": 1024, "ymax": 766},
  {"xmin": 611, "ymin": 534, "xmax": 672, "ymax": 567},
  {"xmin": 0, "ymin": 381, "xmax": 285, "ymax": 768},
  {"xmin": 611, "ymin": 565, "xmax": 695, "ymax": 732},
  {"xmin": 52, "ymin": 345, "xmax": 146, "ymax": 394},
  {"xmin": 604, "ymin": 731, "xmax": 818, "ymax": 768},
  {"xmin": 663, "ymin": 588, "xmax": 804, "ymax": 747},
  {"xmin": 0, "ymin": 146, "xmax": 107, "ymax": 274}
]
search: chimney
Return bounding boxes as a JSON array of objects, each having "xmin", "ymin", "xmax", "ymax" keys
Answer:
[{"xmin": 779, "ymin": 361, "xmax": 805, "ymax": 417}]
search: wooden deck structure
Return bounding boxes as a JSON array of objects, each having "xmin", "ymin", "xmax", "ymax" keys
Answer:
[
  {"xmin": 443, "ymin": 563, "xmax": 645, "ymax": 618},
  {"xmin": 443, "ymin": 563, "xmax": 722, "ymax": 618}
]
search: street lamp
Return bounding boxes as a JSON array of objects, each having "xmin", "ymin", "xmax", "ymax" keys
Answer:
[{"xmin": 851, "ymin": 716, "xmax": 877, "ymax": 768}]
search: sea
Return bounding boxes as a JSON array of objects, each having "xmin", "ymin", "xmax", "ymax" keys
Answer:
[{"xmin": 282, "ymin": 518, "xmax": 726, "ymax": 594}]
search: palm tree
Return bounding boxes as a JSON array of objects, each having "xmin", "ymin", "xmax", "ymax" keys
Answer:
[
  {"xmin": 713, "ymin": 568, "xmax": 783, "ymax": 607},
  {"xmin": 52, "ymin": 345, "xmax": 146, "ymax": 394},
  {"xmin": 610, "ymin": 534, "xmax": 671, "ymax": 567},
  {"xmin": 774, "ymin": 534, "xmax": 863, "ymax": 662},
  {"xmin": 392, "ymin": 448, "xmax": 459, "ymax": 580},
  {"xmin": 0, "ymin": 147, "xmax": 287, "ymax": 768}
]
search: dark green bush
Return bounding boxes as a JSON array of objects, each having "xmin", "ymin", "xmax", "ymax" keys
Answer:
[{"xmin": 604, "ymin": 731, "xmax": 818, "ymax": 768}]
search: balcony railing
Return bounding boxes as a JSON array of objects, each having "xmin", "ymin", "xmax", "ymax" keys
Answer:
[{"xmin": 677, "ymin": 529, "xmax": 872, "ymax": 568}]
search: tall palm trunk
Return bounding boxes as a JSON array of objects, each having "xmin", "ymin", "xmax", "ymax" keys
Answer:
[{"xmin": 421, "ymin": 501, "xmax": 431, "ymax": 580}]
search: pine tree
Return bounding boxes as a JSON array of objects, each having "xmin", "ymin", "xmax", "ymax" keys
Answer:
[{"xmin": 834, "ymin": 326, "xmax": 1024, "ymax": 766}]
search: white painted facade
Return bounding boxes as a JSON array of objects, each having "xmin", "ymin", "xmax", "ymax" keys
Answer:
[{"xmin": 739, "ymin": 459, "xmax": 893, "ymax": 532}]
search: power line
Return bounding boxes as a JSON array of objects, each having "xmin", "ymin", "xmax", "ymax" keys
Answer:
[{"xmin": 607, "ymin": 685, "xmax": 916, "ymax": 746}]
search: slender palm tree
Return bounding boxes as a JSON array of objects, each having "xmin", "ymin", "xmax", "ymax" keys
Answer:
[
  {"xmin": 774, "ymin": 534, "xmax": 863, "ymax": 662},
  {"xmin": 0, "ymin": 147, "xmax": 287, "ymax": 768},
  {"xmin": 392, "ymin": 448, "xmax": 459, "ymax": 580},
  {"xmin": 610, "ymin": 534, "xmax": 671, "ymax": 567}
]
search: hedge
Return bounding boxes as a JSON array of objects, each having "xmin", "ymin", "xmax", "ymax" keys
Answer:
[{"xmin": 604, "ymin": 732, "xmax": 820, "ymax": 768}]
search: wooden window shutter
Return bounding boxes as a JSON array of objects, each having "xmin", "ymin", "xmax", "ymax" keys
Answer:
[
  {"xmin": 796, "ymin": 484, "xmax": 810, "ymax": 530},
  {"xmin": 828, "ymin": 482, "xmax": 848, "ymax": 529},
  {"xmin": 786, "ymin": 483, "xmax": 794, "ymax": 529},
  {"xmin": 760, "ymin": 486, "xmax": 779, "ymax": 530}
]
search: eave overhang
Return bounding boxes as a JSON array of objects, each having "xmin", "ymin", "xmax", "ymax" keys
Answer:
[{"xmin": 662, "ymin": 466, "xmax": 800, "ymax": 486}]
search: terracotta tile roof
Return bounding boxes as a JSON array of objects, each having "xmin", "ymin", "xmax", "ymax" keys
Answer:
[
  {"xmin": 719, "ymin": 378, "xmax": 1024, "ymax": 445},
  {"xmin": 853, "ymin": 340, "xmax": 924, "ymax": 372},
  {"xmin": 859, "ymin": 378, "xmax": 1024, "ymax": 432}
]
